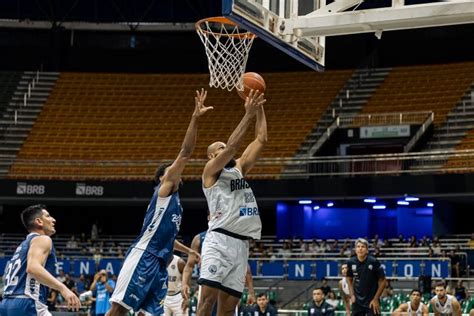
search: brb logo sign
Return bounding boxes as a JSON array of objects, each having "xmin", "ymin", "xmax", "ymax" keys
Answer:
[
  {"xmin": 16, "ymin": 182, "xmax": 45, "ymax": 195},
  {"xmin": 75, "ymin": 183, "xmax": 104, "ymax": 196}
]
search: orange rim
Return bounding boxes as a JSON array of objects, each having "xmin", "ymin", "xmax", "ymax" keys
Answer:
[{"xmin": 196, "ymin": 16, "xmax": 256, "ymax": 39}]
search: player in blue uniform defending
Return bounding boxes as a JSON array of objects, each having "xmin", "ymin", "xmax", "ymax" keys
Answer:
[
  {"xmin": 0, "ymin": 204, "xmax": 81, "ymax": 316},
  {"xmin": 107, "ymin": 89, "xmax": 212, "ymax": 316}
]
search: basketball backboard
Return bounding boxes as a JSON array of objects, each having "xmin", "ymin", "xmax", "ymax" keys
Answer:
[
  {"xmin": 222, "ymin": 0, "xmax": 326, "ymax": 71},
  {"xmin": 223, "ymin": 0, "xmax": 474, "ymax": 71}
]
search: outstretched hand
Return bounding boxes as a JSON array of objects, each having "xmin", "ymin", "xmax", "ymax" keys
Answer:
[
  {"xmin": 193, "ymin": 88, "xmax": 213, "ymax": 117},
  {"xmin": 61, "ymin": 286, "xmax": 81, "ymax": 311},
  {"xmin": 244, "ymin": 89, "xmax": 266, "ymax": 116}
]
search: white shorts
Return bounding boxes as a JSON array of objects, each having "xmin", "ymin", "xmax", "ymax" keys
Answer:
[
  {"xmin": 198, "ymin": 230, "xmax": 249, "ymax": 297},
  {"xmin": 164, "ymin": 293, "xmax": 187, "ymax": 316}
]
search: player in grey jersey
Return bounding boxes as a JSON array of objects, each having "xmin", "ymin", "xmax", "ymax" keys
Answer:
[
  {"xmin": 197, "ymin": 89, "xmax": 267, "ymax": 316},
  {"xmin": 430, "ymin": 281, "xmax": 461, "ymax": 316}
]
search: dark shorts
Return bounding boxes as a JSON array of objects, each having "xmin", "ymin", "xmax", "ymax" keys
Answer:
[{"xmin": 352, "ymin": 303, "xmax": 381, "ymax": 316}]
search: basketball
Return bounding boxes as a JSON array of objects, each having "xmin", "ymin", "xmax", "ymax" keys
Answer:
[{"xmin": 237, "ymin": 72, "xmax": 266, "ymax": 100}]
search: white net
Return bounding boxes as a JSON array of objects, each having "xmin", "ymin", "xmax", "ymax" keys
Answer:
[{"xmin": 196, "ymin": 17, "xmax": 255, "ymax": 91}]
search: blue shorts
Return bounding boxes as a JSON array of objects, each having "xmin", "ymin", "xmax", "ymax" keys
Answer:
[
  {"xmin": 0, "ymin": 297, "xmax": 50, "ymax": 316},
  {"xmin": 110, "ymin": 247, "xmax": 168, "ymax": 315}
]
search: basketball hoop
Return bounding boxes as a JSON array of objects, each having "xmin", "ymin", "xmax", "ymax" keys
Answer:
[{"xmin": 196, "ymin": 17, "xmax": 256, "ymax": 91}]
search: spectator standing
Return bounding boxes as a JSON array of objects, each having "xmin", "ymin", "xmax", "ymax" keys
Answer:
[{"xmin": 90, "ymin": 270, "xmax": 115, "ymax": 316}]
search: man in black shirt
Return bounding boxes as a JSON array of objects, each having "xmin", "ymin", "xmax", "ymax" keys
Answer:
[
  {"xmin": 307, "ymin": 287, "xmax": 335, "ymax": 316},
  {"xmin": 248, "ymin": 293, "xmax": 277, "ymax": 316},
  {"xmin": 347, "ymin": 238, "xmax": 387, "ymax": 316}
]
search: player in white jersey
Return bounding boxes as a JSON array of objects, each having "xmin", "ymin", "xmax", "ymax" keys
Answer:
[
  {"xmin": 338, "ymin": 263, "xmax": 351, "ymax": 316},
  {"xmin": 430, "ymin": 281, "xmax": 461, "ymax": 316},
  {"xmin": 392, "ymin": 289, "xmax": 428, "ymax": 316},
  {"xmin": 164, "ymin": 255, "xmax": 187, "ymax": 316},
  {"xmin": 197, "ymin": 89, "xmax": 267, "ymax": 316}
]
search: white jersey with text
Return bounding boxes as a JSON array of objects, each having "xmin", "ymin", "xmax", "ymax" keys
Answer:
[
  {"xmin": 203, "ymin": 167, "xmax": 261, "ymax": 239},
  {"xmin": 407, "ymin": 301, "xmax": 425, "ymax": 315},
  {"xmin": 167, "ymin": 255, "xmax": 182, "ymax": 296},
  {"xmin": 432, "ymin": 295, "xmax": 454, "ymax": 315}
]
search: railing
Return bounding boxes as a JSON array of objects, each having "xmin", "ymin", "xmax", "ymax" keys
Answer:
[
  {"xmin": 306, "ymin": 111, "xmax": 432, "ymax": 157},
  {"xmin": 14, "ymin": 70, "xmax": 40, "ymax": 125},
  {"xmin": 0, "ymin": 69, "xmax": 41, "ymax": 142},
  {"xmin": 341, "ymin": 111, "xmax": 433, "ymax": 127},
  {"xmin": 308, "ymin": 117, "xmax": 340, "ymax": 156},
  {"xmin": 404, "ymin": 112, "xmax": 434, "ymax": 152},
  {"xmin": 4, "ymin": 149, "xmax": 474, "ymax": 179}
]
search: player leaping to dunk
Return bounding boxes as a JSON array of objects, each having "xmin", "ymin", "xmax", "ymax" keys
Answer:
[
  {"xmin": 197, "ymin": 90, "xmax": 267, "ymax": 316},
  {"xmin": 106, "ymin": 89, "xmax": 212, "ymax": 316}
]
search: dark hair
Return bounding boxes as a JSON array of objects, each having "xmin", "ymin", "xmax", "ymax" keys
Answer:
[
  {"xmin": 435, "ymin": 281, "xmax": 446, "ymax": 288},
  {"xmin": 313, "ymin": 287, "xmax": 323, "ymax": 293},
  {"xmin": 410, "ymin": 289, "xmax": 422, "ymax": 296},
  {"xmin": 21, "ymin": 204, "xmax": 46, "ymax": 231},
  {"xmin": 257, "ymin": 293, "xmax": 267, "ymax": 299},
  {"xmin": 154, "ymin": 163, "xmax": 172, "ymax": 185}
]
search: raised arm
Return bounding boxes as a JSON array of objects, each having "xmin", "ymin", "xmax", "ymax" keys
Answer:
[
  {"xmin": 237, "ymin": 105, "xmax": 267, "ymax": 176},
  {"xmin": 182, "ymin": 234, "xmax": 201, "ymax": 300},
  {"xmin": 203, "ymin": 90, "xmax": 265, "ymax": 188},
  {"xmin": 27, "ymin": 236, "xmax": 81, "ymax": 311},
  {"xmin": 159, "ymin": 89, "xmax": 213, "ymax": 197}
]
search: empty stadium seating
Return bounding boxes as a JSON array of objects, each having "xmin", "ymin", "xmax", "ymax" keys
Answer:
[
  {"xmin": 359, "ymin": 62, "xmax": 474, "ymax": 126},
  {"xmin": 8, "ymin": 71, "xmax": 352, "ymax": 180}
]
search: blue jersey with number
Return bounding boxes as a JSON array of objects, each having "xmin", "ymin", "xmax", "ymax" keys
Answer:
[
  {"xmin": 3, "ymin": 233, "xmax": 57, "ymax": 305},
  {"xmin": 130, "ymin": 185, "xmax": 183, "ymax": 263}
]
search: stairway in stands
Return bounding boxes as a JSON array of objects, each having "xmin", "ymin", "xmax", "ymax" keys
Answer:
[
  {"xmin": 0, "ymin": 71, "xmax": 58, "ymax": 177},
  {"xmin": 296, "ymin": 67, "xmax": 391, "ymax": 157},
  {"xmin": 409, "ymin": 84, "xmax": 474, "ymax": 171},
  {"xmin": 425, "ymin": 84, "xmax": 474, "ymax": 151}
]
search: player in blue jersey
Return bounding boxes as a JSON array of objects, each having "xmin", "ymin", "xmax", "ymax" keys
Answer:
[
  {"xmin": 0, "ymin": 204, "xmax": 81, "ymax": 316},
  {"xmin": 107, "ymin": 89, "xmax": 212, "ymax": 316}
]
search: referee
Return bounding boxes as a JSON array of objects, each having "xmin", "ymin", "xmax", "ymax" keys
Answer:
[{"xmin": 347, "ymin": 238, "xmax": 387, "ymax": 316}]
